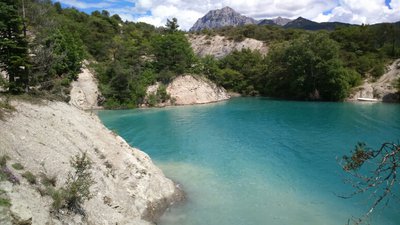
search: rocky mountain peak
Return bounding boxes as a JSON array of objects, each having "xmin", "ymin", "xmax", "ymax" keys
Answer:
[
  {"xmin": 189, "ymin": 7, "xmax": 257, "ymax": 32},
  {"xmin": 220, "ymin": 6, "xmax": 236, "ymax": 13},
  {"xmin": 272, "ymin": 16, "xmax": 292, "ymax": 26}
]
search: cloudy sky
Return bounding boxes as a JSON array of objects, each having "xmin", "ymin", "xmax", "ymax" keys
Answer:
[{"xmin": 57, "ymin": 0, "xmax": 400, "ymax": 30}]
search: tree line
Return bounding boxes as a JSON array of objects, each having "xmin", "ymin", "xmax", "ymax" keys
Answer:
[
  {"xmin": 1, "ymin": 0, "xmax": 399, "ymax": 107},
  {"xmin": 0, "ymin": 0, "xmax": 195, "ymax": 107}
]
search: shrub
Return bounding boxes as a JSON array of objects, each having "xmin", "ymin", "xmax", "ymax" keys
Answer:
[
  {"xmin": 0, "ymin": 155, "xmax": 10, "ymax": 167},
  {"xmin": 0, "ymin": 189, "xmax": 9, "ymax": 207},
  {"xmin": 51, "ymin": 153, "xmax": 95, "ymax": 215},
  {"xmin": 395, "ymin": 77, "xmax": 400, "ymax": 92},
  {"xmin": 40, "ymin": 173, "xmax": 57, "ymax": 187},
  {"xmin": 12, "ymin": 163, "xmax": 24, "ymax": 170},
  {"xmin": 0, "ymin": 197, "xmax": 11, "ymax": 207},
  {"xmin": 156, "ymin": 84, "xmax": 170, "ymax": 103},
  {"xmin": 147, "ymin": 94, "xmax": 157, "ymax": 107},
  {"xmin": 51, "ymin": 189, "xmax": 65, "ymax": 211},
  {"xmin": 22, "ymin": 171, "xmax": 37, "ymax": 184}
]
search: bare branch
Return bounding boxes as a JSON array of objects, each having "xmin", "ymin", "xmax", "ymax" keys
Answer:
[{"xmin": 340, "ymin": 142, "xmax": 399, "ymax": 224}]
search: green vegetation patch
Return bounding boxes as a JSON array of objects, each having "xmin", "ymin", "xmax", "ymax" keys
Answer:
[
  {"xmin": 11, "ymin": 163, "xmax": 24, "ymax": 170},
  {"xmin": 22, "ymin": 171, "xmax": 37, "ymax": 185}
]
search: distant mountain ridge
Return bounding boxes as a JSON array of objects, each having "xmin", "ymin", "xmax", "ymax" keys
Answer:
[
  {"xmin": 258, "ymin": 17, "xmax": 292, "ymax": 26},
  {"xmin": 190, "ymin": 7, "xmax": 355, "ymax": 31},
  {"xmin": 283, "ymin": 17, "xmax": 353, "ymax": 30}
]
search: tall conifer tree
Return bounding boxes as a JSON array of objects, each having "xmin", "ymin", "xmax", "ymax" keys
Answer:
[{"xmin": 0, "ymin": 0, "xmax": 29, "ymax": 92}]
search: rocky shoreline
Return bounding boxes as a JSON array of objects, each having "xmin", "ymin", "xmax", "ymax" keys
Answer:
[{"xmin": 0, "ymin": 100, "xmax": 184, "ymax": 225}]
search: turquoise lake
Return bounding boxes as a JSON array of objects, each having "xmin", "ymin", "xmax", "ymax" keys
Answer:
[{"xmin": 98, "ymin": 98, "xmax": 400, "ymax": 225}]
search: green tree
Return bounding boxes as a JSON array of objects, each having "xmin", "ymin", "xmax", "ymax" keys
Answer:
[
  {"xmin": 165, "ymin": 17, "xmax": 179, "ymax": 32},
  {"xmin": 220, "ymin": 49, "xmax": 265, "ymax": 95},
  {"xmin": 263, "ymin": 32, "xmax": 360, "ymax": 101},
  {"xmin": 0, "ymin": 0, "xmax": 30, "ymax": 92},
  {"xmin": 152, "ymin": 32, "xmax": 195, "ymax": 77},
  {"xmin": 46, "ymin": 29, "xmax": 84, "ymax": 80}
]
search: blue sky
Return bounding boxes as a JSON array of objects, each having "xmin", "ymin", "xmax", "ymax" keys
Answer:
[{"xmin": 56, "ymin": 0, "xmax": 400, "ymax": 30}]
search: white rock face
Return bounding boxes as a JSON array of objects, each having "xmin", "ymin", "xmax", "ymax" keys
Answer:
[
  {"xmin": 144, "ymin": 75, "xmax": 230, "ymax": 107},
  {"xmin": 189, "ymin": 6, "xmax": 257, "ymax": 32},
  {"xmin": 0, "ymin": 101, "xmax": 183, "ymax": 225},
  {"xmin": 167, "ymin": 75, "xmax": 230, "ymax": 105},
  {"xmin": 348, "ymin": 59, "xmax": 400, "ymax": 102},
  {"xmin": 69, "ymin": 62, "xmax": 102, "ymax": 110},
  {"xmin": 188, "ymin": 34, "xmax": 268, "ymax": 59}
]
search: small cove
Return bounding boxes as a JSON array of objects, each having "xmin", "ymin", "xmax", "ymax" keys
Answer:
[{"xmin": 99, "ymin": 98, "xmax": 400, "ymax": 225}]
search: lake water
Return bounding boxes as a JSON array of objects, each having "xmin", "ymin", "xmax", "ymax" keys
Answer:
[{"xmin": 98, "ymin": 98, "xmax": 400, "ymax": 225}]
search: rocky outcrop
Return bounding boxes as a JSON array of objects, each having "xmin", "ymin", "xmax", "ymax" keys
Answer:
[
  {"xmin": 167, "ymin": 75, "xmax": 230, "ymax": 105},
  {"xmin": 144, "ymin": 75, "xmax": 230, "ymax": 107},
  {"xmin": 0, "ymin": 100, "xmax": 183, "ymax": 225},
  {"xmin": 69, "ymin": 62, "xmax": 103, "ymax": 110},
  {"xmin": 188, "ymin": 34, "xmax": 268, "ymax": 58},
  {"xmin": 190, "ymin": 6, "xmax": 257, "ymax": 32},
  {"xmin": 348, "ymin": 59, "xmax": 400, "ymax": 102}
]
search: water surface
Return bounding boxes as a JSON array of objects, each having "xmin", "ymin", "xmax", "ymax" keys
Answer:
[{"xmin": 99, "ymin": 98, "xmax": 400, "ymax": 225}]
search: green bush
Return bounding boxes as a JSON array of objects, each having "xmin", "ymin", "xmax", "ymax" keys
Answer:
[
  {"xmin": 0, "ymin": 189, "xmax": 11, "ymax": 207},
  {"xmin": 40, "ymin": 173, "xmax": 57, "ymax": 187},
  {"xmin": 22, "ymin": 171, "xmax": 37, "ymax": 184},
  {"xmin": 12, "ymin": 163, "xmax": 24, "ymax": 170},
  {"xmin": 0, "ymin": 155, "xmax": 10, "ymax": 167},
  {"xmin": 51, "ymin": 153, "xmax": 94, "ymax": 215},
  {"xmin": 0, "ymin": 197, "xmax": 11, "ymax": 207},
  {"xmin": 371, "ymin": 63, "xmax": 385, "ymax": 78},
  {"xmin": 156, "ymin": 84, "xmax": 170, "ymax": 103},
  {"xmin": 395, "ymin": 78, "xmax": 400, "ymax": 92},
  {"xmin": 147, "ymin": 94, "xmax": 157, "ymax": 107},
  {"xmin": 51, "ymin": 188, "xmax": 65, "ymax": 211}
]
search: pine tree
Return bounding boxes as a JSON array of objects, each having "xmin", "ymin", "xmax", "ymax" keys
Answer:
[{"xmin": 0, "ymin": 0, "xmax": 30, "ymax": 92}]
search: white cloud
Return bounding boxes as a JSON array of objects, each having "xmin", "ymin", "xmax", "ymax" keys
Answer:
[
  {"xmin": 63, "ymin": 0, "xmax": 400, "ymax": 30},
  {"xmin": 131, "ymin": 0, "xmax": 337, "ymax": 30},
  {"xmin": 58, "ymin": 0, "xmax": 111, "ymax": 9},
  {"xmin": 323, "ymin": 0, "xmax": 400, "ymax": 25}
]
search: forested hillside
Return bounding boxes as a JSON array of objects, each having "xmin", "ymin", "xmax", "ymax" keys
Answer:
[
  {"xmin": 195, "ymin": 24, "xmax": 400, "ymax": 99},
  {"xmin": 1, "ymin": 1, "xmax": 399, "ymax": 108},
  {"xmin": 1, "ymin": 1, "xmax": 196, "ymax": 108}
]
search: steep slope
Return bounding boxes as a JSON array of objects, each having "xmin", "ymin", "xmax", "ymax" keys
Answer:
[
  {"xmin": 167, "ymin": 75, "xmax": 230, "ymax": 105},
  {"xmin": 144, "ymin": 75, "xmax": 230, "ymax": 107},
  {"xmin": 190, "ymin": 7, "xmax": 257, "ymax": 32},
  {"xmin": 69, "ymin": 62, "xmax": 102, "ymax": 110},
  {"xmin": 0, "ymin": 100, "xmax": 183, "ymax": 224},
  {"xmin": 187, "ymin": 34, "xmax": 268, "ymax": 58},
  {"xmin": 348, "ymin": 59, "xmax": 400, "ymax": 102}
]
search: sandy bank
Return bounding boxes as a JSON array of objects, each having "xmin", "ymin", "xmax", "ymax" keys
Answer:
[{"xmin": 0, "ymin": 100, "xmax": 183, "ymax": 225}]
